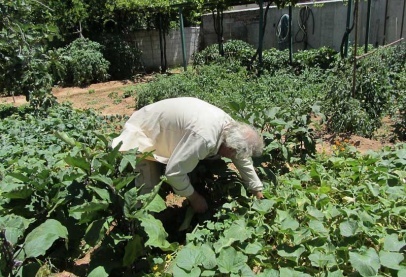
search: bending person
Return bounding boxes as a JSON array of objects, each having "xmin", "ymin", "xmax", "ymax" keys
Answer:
[{"xmin": 112, "ymin": 97, "xmax": 264, "ymax": 213}]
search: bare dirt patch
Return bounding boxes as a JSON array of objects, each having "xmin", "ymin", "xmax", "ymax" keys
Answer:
[
  {"xmin": 0, "ymin": 80, "xmax": 141, "ymax": 116},
  {"xmin": 316, "ymin": 133, "xmax": 390, "ymax": 155}
]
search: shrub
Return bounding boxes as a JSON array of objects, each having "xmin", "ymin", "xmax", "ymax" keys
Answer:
[
  {"xmin": 135, "ymin": 64, "xmax": 249, "ymax": 110},
  {"xmin": 323, "ymin": 46, "xmax": 392, "ymax": 137},
  {"xmin": 293, "ymin": 46, "xmax": 338, "ymax": 72},
  {"xmin": 193, "ymin": 40, "xmax": 255, "ymax": 69},
  {"xmin": 385, "ymin": 41, "xmax": 406, "ymax": 74},
  {"xmin": 51, "ymin": 38, "xmax": 110, "ymax": 86},
  {"xmin": 193, "ymin": 40, "xmax": 338, "ymax": 76},
  {"xmin": 260, "ymin": 48, "xmax": 290, "ymax": 74},
  {"xmin": 390, "ymin": 71, "xmax": 406, "ymax": 141},
  {"xmin": 0, "ymin": 104, "xmax": 34, "ymax": 119}
]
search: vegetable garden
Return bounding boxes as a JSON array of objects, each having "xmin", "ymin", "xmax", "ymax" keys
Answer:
[
  {"xmin": 1, "ymin": 0, "xmax": 406, "ymax": 276},
  {"xmin": 1, "ymin": 39, "xmax": 405, "ymax": 276}
]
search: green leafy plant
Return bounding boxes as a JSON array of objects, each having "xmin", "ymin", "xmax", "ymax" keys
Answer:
[
  {"xmin": 228, "ymin": 99, "xmax": 322, "ymax": 171},
  {"xmin": 0, "ymin": 0, "xmax": 58, "ymax": 111},
  {"xmin": 165, "ymin": 144, "xmax": 406, "ymax": 276},
  {"xmin": 390, "ymin": 71, "xmax": 406, "ymax": 141},
  {"xmin": 293, "ymin": 46, "xmax": 338, "ymax": 73},
  {"xmin": 51, "ymin": 38, "xmax": 110, "ymax": 86},
  {"xmin": 0, "ymin": 104, "xmax": 175, "ymax": 276},
  {"xmin": 323, "ymin": 46, "xmax": 393, "ymax": 137}
]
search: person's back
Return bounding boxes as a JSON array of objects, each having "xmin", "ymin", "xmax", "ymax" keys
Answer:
[{"xmin": 112, "ymin": 97, "xmax": 232, "ymax": 163}]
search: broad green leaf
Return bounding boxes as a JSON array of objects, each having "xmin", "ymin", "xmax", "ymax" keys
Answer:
[
  {"xmin": 228, "ymin": 101, "xmax": 244, "ymax": 112},
  {"xmin": 308, "ymin": 251, "xmax": 337, "ymax": 268},
  {"xmin": 139, "ymin": 213, "xmax": 172, "ymax": 250},
  {"xmin": 144, "ymin": 194, "xmax": 166, "ymax": 213},
  {"xmin": 105, "ymin": 142, "xmax": 125, "ymax": 165},
  {"xmin": 281, "ymin": 145, "xmax": 289, "ymax": 160},
  {"xmin": 123, "ymin": 235, "xmax": 143, "ymax": 266},
  {"xmin": 90, "ymin": 174, "xmax": 113, "ymax": 187},
  {"xmin": 136, "ymin": 180, "xmax": 164, "ymax": 210},
  {"xmin": 1, "ymin": 182, "xmax": 33, "ymax": 199},
  {"xmin": 113, "ymin": 175, "xmax": 135, "ymax": 190},
  {"xmin": 281, "ymin": 217, "xmax": 299, "ymax": 231},
  {"xmin": 213, "ymin": 237, "xmax": 238, "ymax": 253},
  {"xmin": 292, "ymin": 227, "xmax": 312, "ymax": 245},
  {"xmin": 257, "ymin": 269, "xmax": 280, "ymax": 277},
  {"xmin": 244, "ymin": 242, "xmax": 262, "ymax": 255},
  {"xmin": 0, "ymin": 215, "xmax": 32, "ymax": 245},
  {"xmin": 217, "ymin": 247, "xmax": 248, "ymax": 274},
  {"xmin": 396, "ymin": 149, "xmax": 406, "ymax": 159},
  {"xmin": 270, "ymin": 118, "xmax": 286, "ymax": 126},
  {"xmin": 88, "ymin": 266, "xmax": 108, "ymax": 277},
  {"xmin": 393, "ymin": 170, "xmax": 406, "ymax": 179},
  {"xmin": 277, "ymin": 244, "xmax": 306, "ymax": 264},
  {"xmin": 383, "ymin": 234, "xmax": 406, "ymax": 252},
  {"xmin": 88, "ymin": 186, "xmax": 110, "ymax": 201},
  {"xmin": 84, "ymin": 218, "xmax": 109, "ymax": 247},
  {"xmin": 252, "ymin": 199, "xmax": 275, "ymax": 214},
  {"xmin": 7, "ymin": 172, "xmax": 30, "ymax": 182},
  {"xmin": 119, "ymin": 154, "xmax": 138, "ymax": 172},
  {"xmin": 276, "ymin": 210, "xmax": 299, "ymax": 231},
  {"xmin": 306, "ymin": 206, "xmax": 325, "ymax": 220},
  {"xmin": 349, "ymin": 248, "xmax": 380, "ymax": 277},
  {"xmin": 201, "ymin": 270, "xmax": 216, "ymax": 276},
  {"xmin": 173, "ymin": 265, "xmax": 201, "ymax": 277},
  {"xmin": 398, "ymin": 269, "xmax": 406, "ymax": 277},
  {"xmin": 175, "ymin": 243, "xmax": 216, "ymax": 272},
  {"xmin": 379, "ymin": 250, "xmax": 404, "ymax": 270},
  {"xmin": 69, "ymin": 200, "xmax": 109, "ymax": 213},
  {"xmin": 200, "ymin": 244, "xmax": 217, "ymax": 270},
  {"xmin": 175, "ymin": 244, "xmax": 204, "ymax": 271},
  {"xmin": 24, "ymin": 219, "xmax": 68, "ymax": 258},
  {"xmin": 65, "ymin": 155, "xmax": 90, "ymax": 172},
  {"xmin": 124, "ymin": 187, "xmax": 139, "ymax": 218},
  {"xmin": 55, "ymin": 131, "xmax": 76, "ymax": 147},
  {"xmin": 239, "ymin": 263, "xmax": 256, "ymax": 277},
  {"xmin": 339, "ymin": 220, "xmax": 358, "ymax": 237},
  {"xmin": 265, "ymin": 107, "xmax": 281, "ymax": 119},
  {"xmin": 94, "ymin": 132, "xmax": 109, "ymax": 148},
  {"xmin": 308, "ymin": 220, "xmax": 328, "ymax": 236},
  {"xmin": 327, "ymin": 271, "xmax": 344, "ymax": 277},
  {"xmin": 279, "ymin": 267, "xmax": 311, "ymax": 276},
  {"xmin": 366, "ymin": 181, "xmax": 379, "ymax": 197},
  {"xmin": 358, "ymin": 211, "xmax": 376, "ymax": 224},
  {"xmin": 224, "ymin": 219, "xmax": 252, "ymax": 243}
]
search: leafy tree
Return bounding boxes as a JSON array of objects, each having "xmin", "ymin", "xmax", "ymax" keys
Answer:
[
  {"xmin": 0, "ymin": 0, "xmax": 58, "ymax": 109},
  {"xmin": 43, "ymin": 0, "xmax": 89, "ymax": 40}
]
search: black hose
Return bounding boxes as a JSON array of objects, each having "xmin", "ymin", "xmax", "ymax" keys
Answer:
[
  {"xmin": 340, "ymin": 4, "xmax": 356, "ymax": 59},
  {"xmin": 276, "ymin": 14, "xmax": 290, "ymax": 43},
  {"xmin": 295, "ymin": 6, "xmax": 314, "ymax": 50}
]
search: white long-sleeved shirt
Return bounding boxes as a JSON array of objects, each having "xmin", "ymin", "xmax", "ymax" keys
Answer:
[{"xmin": 111, "ymin": 97, "xmax": 263, "ymax": 197}]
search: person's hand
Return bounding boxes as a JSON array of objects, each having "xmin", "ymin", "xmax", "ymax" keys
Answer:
[
  {"xmin": 252, "ymin": 190, "xmax": 264, "ymax": 199},
  {"xmin": 187, "ymin": 191, "xmax": 208, "ymax": 213}
]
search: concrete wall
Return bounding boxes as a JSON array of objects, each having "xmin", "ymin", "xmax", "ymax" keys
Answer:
[
  {"xmin": 130, "ymin": 27, "xmax": 200, "ymax": 70},
  {"xmin": 130, "ymin": 0, "xmax": 405, "ymax": 70},
  {"xmin": 201, "ymin": 0, "xmax": 406, "ymax": 52}
]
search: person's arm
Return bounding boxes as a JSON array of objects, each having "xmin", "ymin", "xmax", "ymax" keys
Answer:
[
  {"xmin": 232, "ymin": 157, "xmax": 264, "ymax": 199},
  {"xmin": 165, "ymin": 132, "xmax": 210, "ymax": 212}
]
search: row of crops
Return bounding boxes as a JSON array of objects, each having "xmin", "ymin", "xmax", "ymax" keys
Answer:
[{"xmin": 0, "ymin": 41, "xmax": 405, "ymax": 276}]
